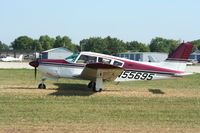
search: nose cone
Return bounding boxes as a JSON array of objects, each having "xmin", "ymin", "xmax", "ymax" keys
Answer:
[{"xmin": 29, "ymin": 60, "xmax": 39, "ymax": 68}]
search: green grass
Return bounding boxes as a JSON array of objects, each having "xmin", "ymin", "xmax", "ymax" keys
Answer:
[{"xmin": 0, "ymin": 69, "xmax": 200, "ymax": 132}]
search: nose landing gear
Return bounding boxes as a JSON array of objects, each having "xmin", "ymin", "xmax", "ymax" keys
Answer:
[
  {"xmin": 38, "ymin": 83, "xmax": 46, "ymax": 89},
  {"xmin": 38, "ymin": 78, "xmax": 46, "ymax": 89}
]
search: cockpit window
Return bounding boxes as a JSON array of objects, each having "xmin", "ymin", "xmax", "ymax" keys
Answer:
[
  {"xmin": 76, "ymin": 55, "xmax": 97, "ymax": 64},
  {"xmin": 65, "ymin": 53, "xmax": 79, "ymax": 63}
]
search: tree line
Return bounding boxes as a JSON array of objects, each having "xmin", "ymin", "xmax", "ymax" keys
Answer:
[
  {"xmin": 1, "ymin": 35, "xmax": 200, "ymax": 55},
  {"xmin": 10, "ymin": 35, "xmax": 79, "ymax": 52}
]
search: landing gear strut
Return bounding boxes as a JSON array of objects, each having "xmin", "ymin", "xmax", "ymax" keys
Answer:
[{"xmin": 38, "ymin": 78, "xmax": 46, "ymax": 89}]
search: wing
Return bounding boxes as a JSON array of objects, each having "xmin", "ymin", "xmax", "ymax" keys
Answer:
[{"xmin": 78, "ymin": 63, "xmax": 124, "ymax": 82}]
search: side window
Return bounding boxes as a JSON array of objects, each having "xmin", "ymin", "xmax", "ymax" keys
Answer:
[
  {"xmin": 76, "ymin": 55, "xmax": 97, "ymax": 64},
  {"xmin": 113, "ymin": 61, "xmax": 123, "ymax": 67},
  {"xmin": 98, "ymin": 57, "xmax": 111, "ymax": 64},
  {"xmin": 88, "ymin": 56, "xmax": 97, "ymax": 63}
]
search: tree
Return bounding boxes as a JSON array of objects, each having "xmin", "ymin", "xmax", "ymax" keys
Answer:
[
  {"xmin": 32, "ymin": 40, "xmax": 43, "ymax": 51},
  {"xmin": 11, "ymin": 36, "xmax": 34, "ymax": 50},
  {"xmin": 39, "ymin": 35, "xmax": 55, "ymax": 50},
  {"xmin": 80, "ymin": 36, "xmax": 126, "ymax": 55},
  {"xmin": 126, "ymin": 41, "xmax": 150, "ymax": 52},
  {"xmin": 191, "ymin": 39, "xmax": 200, "ymax": 51},
  {"xmin": 66, "ymin": 43, "xmax": 79, "ymax": 52},
  {"xmin": 149, "ymin": 37, "xmax": 180, "ymax": 53},
  {"xmin": 54, "ymin": 36, "xmax": 78, "ymax": 52},
  {"xmin": 0, "ymin": 41, "xmax": 9, "ymax": 50},
  {"xmin": 80, "ymin": 37, "xmax": 107, "ymax": 53},
  {"xmin": 104, "ymin": 36, "xmax": 126, "ymax": 55},
  {"xmin": 54, "ymin": 36, "xmax": 65, "ymax": 48}
]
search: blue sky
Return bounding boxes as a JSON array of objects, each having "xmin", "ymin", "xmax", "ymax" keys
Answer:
[{"xmin": 1, "ymin": 0, "xmax": 200, "ymax": 45}]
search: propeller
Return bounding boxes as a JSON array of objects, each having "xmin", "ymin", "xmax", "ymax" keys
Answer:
[
  {"xmin": 29, "ymin": 50, "xmax": 39, "ymax": 80},
  {"xmin": 29, "ymin": 60, "xmax": 39, "ymax": 80}
]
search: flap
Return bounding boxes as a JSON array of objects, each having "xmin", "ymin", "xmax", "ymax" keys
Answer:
[{"xmin": 79, "ymin": 63, "xmax": 124, "ymax": 81}]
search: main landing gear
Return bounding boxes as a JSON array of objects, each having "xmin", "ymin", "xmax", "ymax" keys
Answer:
[{"xmin": 88, "ymin": 79, "xmax": 103, "ymax": 92}]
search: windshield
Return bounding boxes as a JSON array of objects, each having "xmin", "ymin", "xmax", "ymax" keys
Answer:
[{"xmin": 65, "ymin": 53, "xmax": 79, "ymax": 63}]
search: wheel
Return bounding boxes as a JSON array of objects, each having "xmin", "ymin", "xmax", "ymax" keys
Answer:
[
  {"xmin": 38, "ymin": 83, "xmax": 46, "ymax": 89},
  {"xmin": 91, "ymin": 82, "xmax": 102, "ymax": 92},
  {"xmin": 88, "ymin": 82, "xmax": 92, "ymax": 88},
  {"xmin": 88, "ymin": 81, "xmax": 95, "ymax": 89},
  {"xmin": 88, "ymin": 82, "xmax": 102, "ymax": 92}
]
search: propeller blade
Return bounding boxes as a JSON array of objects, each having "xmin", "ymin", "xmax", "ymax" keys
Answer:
[{"xmin": 34, "ymin": 67, "xmax": 37, "ymax": 80}]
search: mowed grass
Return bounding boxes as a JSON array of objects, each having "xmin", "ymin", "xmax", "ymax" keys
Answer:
[{"xmin": 0, "ymin": 69, "xmax": 200, "ymax": 133}]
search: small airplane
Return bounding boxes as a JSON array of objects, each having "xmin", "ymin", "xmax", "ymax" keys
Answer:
[
  {"xmin": 1, "ymin": 54, "xmax": 23, "ymax": 62},
  {"xmin": 29, "ymin": 42, "xmax": 194, "ymax": 92}
]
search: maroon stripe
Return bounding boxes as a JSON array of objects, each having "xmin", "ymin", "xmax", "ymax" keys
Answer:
[
  {"xmin": 123, "ymin": 61, "xmax": 183, "ymax": 74},
  {"xmin": 39, "ymin": 59, "xmax": 68, "ymax": 64}
]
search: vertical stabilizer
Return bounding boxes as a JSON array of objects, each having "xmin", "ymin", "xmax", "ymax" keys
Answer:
[
  {"xmin": 167, "ymin": 43, "xmax": 194, "ymax": 60},
  {"xmin": 161, "ymin": 42, "xmax": 194, "ymax": 72},
  {"xmin": 19, "ymin": 54, "xmax": 23, "ymax": 61}
]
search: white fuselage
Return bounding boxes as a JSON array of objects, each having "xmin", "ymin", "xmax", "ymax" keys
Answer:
[{"xmin": 38, "ymin": 51, "xmax": 186, "ymax": 82}]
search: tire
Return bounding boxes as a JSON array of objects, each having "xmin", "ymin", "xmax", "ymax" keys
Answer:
[
  {"xmin": 92, "ymin": 82, "xmax": 102, "ymax": 92},
  {"xmin": 38, "ymin": 83, "xmax": 46, "ymax": 89},
  {"xmin": 88, "ymin": 81, "xmax": 93, "ymax": 88}
]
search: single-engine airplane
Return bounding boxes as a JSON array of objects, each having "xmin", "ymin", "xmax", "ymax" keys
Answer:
[
  {"xmin": 1, "ymin": 54, "xmax": 23, "ymax": 62},
  {"xmin": 29, "ymin": 42, "xmax": 194, "ymax": 92}
]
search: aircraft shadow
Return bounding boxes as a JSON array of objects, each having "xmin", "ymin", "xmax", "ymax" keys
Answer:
[
  {"xmin": 49, "ymin": 83, "xmax": 95, "ymax": 96},
  {"xmin": 8, "ymin": 87, "xmax": 39, "ymax": 90},
  {"xmin": 148, "ymin": 89, "xmax": 165, "ymax": 94}
]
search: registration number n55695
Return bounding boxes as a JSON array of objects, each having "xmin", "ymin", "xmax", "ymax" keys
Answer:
[{"xmin": 118, "ymin": 71, "xmax": 155, "ymax": 80}]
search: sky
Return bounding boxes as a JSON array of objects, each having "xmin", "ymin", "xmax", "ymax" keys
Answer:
[{"xmin": 0, "ymin": 0, "xmax": 200, "ymax": 45}]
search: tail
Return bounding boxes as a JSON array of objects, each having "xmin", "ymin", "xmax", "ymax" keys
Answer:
[
  {"xmin": 167, "ymin": 42, "xmax": 194, "ymax": 61},
  {"xmin": 162, "ymin": 42, "xmax": 194, "ymax": 72},
  {"xmin": 19, "ymin": 55, "xmax": 23, "ymax": 61}
]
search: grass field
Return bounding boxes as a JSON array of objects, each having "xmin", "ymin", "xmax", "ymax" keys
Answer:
[{"xmin": 0, "ymin": 69, "xmax": 200, "ymax": 133}]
